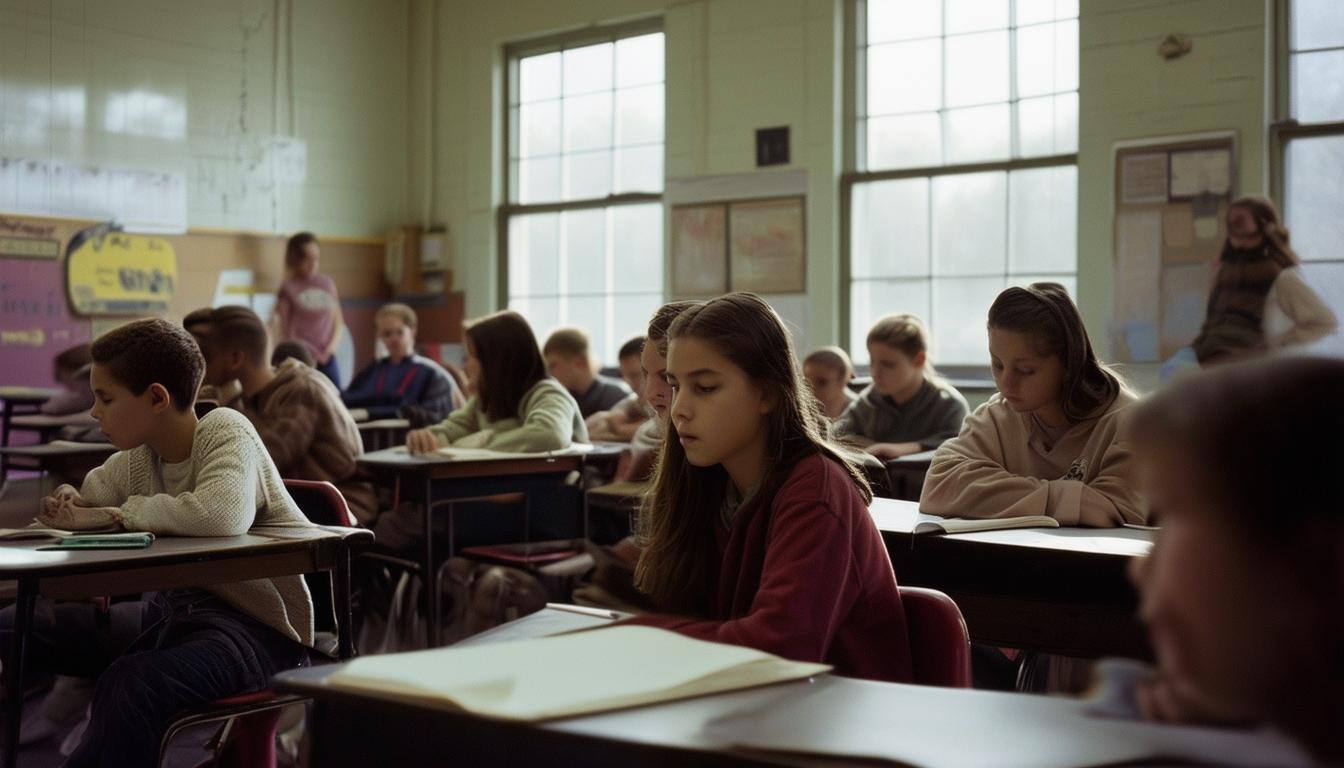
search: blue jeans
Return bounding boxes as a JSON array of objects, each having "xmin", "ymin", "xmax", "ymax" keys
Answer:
[{"xmin": 0, "ymin": 591, "xmax": 307, "ymax": 767}]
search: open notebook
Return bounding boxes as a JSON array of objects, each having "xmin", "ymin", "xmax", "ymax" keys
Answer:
[
  {"xmin": 912, "ymin": 513, "xmax": 1059, "ymax": 535},
  {"xmin": 324, "ymin": 625, "xmax": 828, "ymax": 721}
]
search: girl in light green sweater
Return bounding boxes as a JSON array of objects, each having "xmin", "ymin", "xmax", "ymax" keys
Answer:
[{"xmin": 406, "ymin": 310, "xmax": 587, "ymax": 453}]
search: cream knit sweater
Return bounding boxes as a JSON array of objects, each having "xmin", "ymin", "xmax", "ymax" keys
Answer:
[{"xmin": 79, "ymin": 408, "xmax": 317, "ymax": 646}]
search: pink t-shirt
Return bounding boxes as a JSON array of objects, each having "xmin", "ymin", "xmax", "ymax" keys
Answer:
[{"xmin": 278, "ymin": 273, "xmax": 340, "ymax": 355}]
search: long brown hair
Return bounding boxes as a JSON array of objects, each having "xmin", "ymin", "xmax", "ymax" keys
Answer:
[
  {"xmin": 988, "ymin": 282, "xmax": 1124, "ymax": 423},
  {"xmin": 1224, "ymin": 195, "xmax": 1298, "ymax": 268},
  {"xmin": 465, "ymin": 310, "xmax": 547, "ymax": 421},
  {"xmin": 634, "ymin": 292, "xmax": 871, "ymax": 614}
]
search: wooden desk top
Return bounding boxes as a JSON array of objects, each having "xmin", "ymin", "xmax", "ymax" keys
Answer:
[
  {"xmin": 0, "ymin": 386, "xmax": 61, "ymax": 404},
  {"xmin": 0, "ymin": 440, "xmax": 115, "ymax": 458},
  {"xmin": 357, "ymin": 418, "xmax": 411, "ymax": 431},
  {"xmin": 358, "ymin": 445, "xmax": 592, "ymax": 480},
  {"xmin": 10, "ymin": 413, "xmax": 98, "ymax": 429}
]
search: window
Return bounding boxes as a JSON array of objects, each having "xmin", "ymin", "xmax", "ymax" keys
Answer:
[
  {"xmin": 1276, "ymin": 0, "xmax": 1344, "ymax": 315},
  {"xmin": 847, "ymin": 0, "xmax": 1079, "ymax": 365},
  {"xmin": 504, "ymin": 24, "xmax": 665, "ymax": 363}
]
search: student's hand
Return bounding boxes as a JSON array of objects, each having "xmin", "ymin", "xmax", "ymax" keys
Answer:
[
  {"xmin": 406, "ymin": 428, "xmax": 445, "ymax": 454},
  {"xmin": 38, "ymin": 486, "xmax": 121, "ymax": 530},
  {"xmin": 867, "ymin": 442, "xmax": 924, "ymax": 460}
]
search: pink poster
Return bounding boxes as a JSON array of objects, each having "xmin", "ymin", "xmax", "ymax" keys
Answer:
[{"xmin": 0, "ymin": 257, "xmax": 92, "ymax": 386}]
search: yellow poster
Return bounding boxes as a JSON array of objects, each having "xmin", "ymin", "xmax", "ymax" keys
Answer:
[{"xmin": 65, "ymin": 225, "xmax": 177, "ymax": 315}]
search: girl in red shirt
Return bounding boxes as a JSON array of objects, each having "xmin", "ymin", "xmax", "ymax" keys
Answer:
[{"xmin": 628, "ymin": 292, "xmax": 913, "ymax": 683}]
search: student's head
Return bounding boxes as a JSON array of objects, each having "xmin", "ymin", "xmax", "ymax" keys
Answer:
[
  {"xmin": 89, "ymin": 319, "xmax": 204, "ymax": 450},
  {"xmin": 52, "ymin": 343, "xmax": 92, "ymax": 386},
  {"xmin": 542, "ymin": 328, "xmax": 594, "ymax": 393},
  {"xmin": 284, "ymin": 231, "xmax": 320, "ymax": 278},
  {"xmin": 1129, "ymin": 356, "xmax": 1344, "ymax": 760},
  {"xmin": 375, "ymin": 302, "xmax": 418, "ymax": 363},
  {"xmin": 270, "ymin": 340, "xmax": 314, "ymax": 368},
  {"xmin": 987, "ymin": 283, "xmax": 1121, "ymax": 424},
  {"xmin": 636, "ymin": 293, "xmax": 870, "ymax": 613},
  {"xmin": 803, "ymin": 346, "xmax": 855, "ymax": 407},
  {"xmin": 1224, "ymin": 195, "xmax": 1298, "ymax": 266},
  {"xmin": 183, "ymin": 305, "xmax": 269, "ymax": 387},
  {"xmin": 642, "ymin": 301, "xmax": 700, "ymax": 423},
  {"xmin": 463, "ymin": 310, "xmax": 546, "ymax": 421},
  {"xmin": 617, "ymin": 336, "xmax": 645, "ymax": 394},
  {"xmin": 865, "ymin": 315, "xmax": 930, "ymax": 398}
]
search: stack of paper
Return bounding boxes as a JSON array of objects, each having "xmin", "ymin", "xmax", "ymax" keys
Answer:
[{"xmin": 325, "ymin": 625, "xmax": 828, "ymax": 721}]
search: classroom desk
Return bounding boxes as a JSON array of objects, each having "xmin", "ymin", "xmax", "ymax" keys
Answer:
[
  {"xmin": 8, "ymin": 412, "xmax": 98, "ymax": 441},
  {"xmin": 357, "ymin": 445, "xmax": 623, "ymax": 646},
  {"xmin": 0, "ymin": 524, "xmax": 373, "ymax": 767},
  {"xmin": 357, "ymin": 418, "xmax": 411, "ymax": 451},
  {"xmin": 872, "ymin": 498, "xmax": 1154, "ymax": 659},
  {"xmin": 0, "ymin": 388, "xmax": 62, "ymax": 486},
  {"xmin": 277, "ymin": 629, "xmax": 1268, "ymax": 768},
  {"xmin": 882, "ymin": 450, "xmax": 935, "ymax": 501}
]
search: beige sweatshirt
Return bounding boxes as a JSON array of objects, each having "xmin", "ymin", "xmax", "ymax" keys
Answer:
[
  {"xmin": 919, "ymin": 391, "xmax": 1145, "ymax": 527},
  {"xmin": 80, "ymin": 408, "xmax": 317, "ymax": 646},
  {"xmin": 1262, "ymin": 266, "xmax": 1338, "ymax": 349}
]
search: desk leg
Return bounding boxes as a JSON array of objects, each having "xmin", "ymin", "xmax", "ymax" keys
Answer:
[
  {"xmin": 0, "ymin": 401, "xmax": 13, "ymax": 489},
  {"xmin": 3, "ymin": 579, "xmax": 36, "ymax": 768},
  {"xmin": 336, "ymin": 542, "xmax": 355, "ymax": 660},
  {"xmin": 423, "ymin": 477, "xmax": 439, "ymax": 648}
]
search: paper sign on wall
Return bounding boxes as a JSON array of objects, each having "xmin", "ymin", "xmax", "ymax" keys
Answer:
[{"xmin": 65, "ymin": 223, "xmax": 177, "ymax": 315}]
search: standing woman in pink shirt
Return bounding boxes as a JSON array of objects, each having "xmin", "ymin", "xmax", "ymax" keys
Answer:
[{"xmin": 272, "ymin": 232, "xmax": 346, "ymax": 387}]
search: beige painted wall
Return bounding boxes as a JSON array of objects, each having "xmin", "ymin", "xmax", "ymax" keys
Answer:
[{"xmin": 0, "ymin": 0, "xmax": 408, "ymax": 237}]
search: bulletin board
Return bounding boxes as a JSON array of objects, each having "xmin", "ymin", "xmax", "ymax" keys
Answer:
[
  {"xmin": 669, "ymin": 195, "xmax": 806, "ymax": 297},
  {"xmin": 1111, "ymin": 138, "xmax": 1234, "ymax": 362}
]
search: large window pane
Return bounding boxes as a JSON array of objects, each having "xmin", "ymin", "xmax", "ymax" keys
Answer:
[
  {"xmin": 615, "ymin": 85, "xmax": 663, "ymax": 146},
  {"xmin": 519, "ymin": 52, "xmax": 560, "ymax": 102},
  {"xmin": 946, "ymin": 31, "xmax": 1009, "ymax": 107},
  {"xmin": 1292, "ymin": 0, "xmax": 1344, "ymax": 51},
  {"xmin": 867, "ymin": 40, "xmax": 942, "ymax": 116},
  {"xmin": 520, "ymin": 100, "xmax": 560, "ymax": 157},
  {"xmin": 850, "ymin": 279, "xmax": 931, "ymax": 365},
  {"xmin": 614, "ymin": 145, "xmax": 663, "ymax": 194},
  {"xmin": 1286, "ymin": 134, "xmax": 1344, "ymax": 262},
  {"xmin": 852, "ymin": 178, "xmax": 930, "ymax": 279},
  {"xmin": 932, "ymin": 171, "xmax": 1007, "ymax": 276},
  {"xmin": 868, "ymin": 0, "xmax": 941, "ymax": 44},
  {"xmin": 932, "ymin": 276, "xmax": 1004, "ymax": 363},
  {"xmin": 563, "ymin": 209, "xmax": 606, "ymax": 294},
  {"xmin": 612, "ymin": 204, "xmax": 662, "ymax": 291},
  {"xmin": 518, "ymin": 156, "xmax": 561, "ymax": 203},
  {"xmin": 508, "ymin": 213, "xmax": 560, "ymax": 298},
  {"xmin": 1009, "ymin": 166, "xmax": 1077, "ymax": 274},
  {"xmin": 563, "ymin": 93, "xmax": 613, "ymax": 153},
  {"xmin": 945, "ymin": 0, "xmax": 1008, "ymax": 35},
  {"xmin": 867, "ymin": 112, "xmax": 941, "ymax": 170},
  {"xmin": 564, "ymin": 150, "xmax": 612, "ymax": 199},
  {"xmin": 565, "ymin": 296, "xmax": 610, "ymax": 366},
  {"xmin": 945, "ymin": 103, "xmax": 1011, "ymax": 163},
  {"xmin": 615, "ymin": 33, "xmax": 663, "ymax": 87},
  {"xmin": 1297, "ymin": 263, "xmax": 1344, "ymax": 325},
  {"xmin": 612, "ymin": 293, "xmax": 664, "ymax": 361},
  {"xmin": 563, "ymin": 43, "xmax": 613, "ymax": 96},
  {"xmin": 1016, "ymin": 0, "xmax": 1078, "ymax": 26},
  {"xmin": 1016, "ymin": 20, "xmax": 1077, "ymax": 97},
  {"xmin": 1291, "ymin": 49, "xmax": 1344, "ymax": 123}
]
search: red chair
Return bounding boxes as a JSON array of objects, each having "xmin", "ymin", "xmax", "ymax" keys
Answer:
[
  {"xmin": 900, "ymin": 586, "xmax": 972, "ymax": 688},
  {"xmin": 155, "ymin": 479, "xmax": 368, "ymax": 767}
]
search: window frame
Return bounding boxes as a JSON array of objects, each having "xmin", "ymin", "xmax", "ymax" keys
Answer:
[
  {"xmin": 841, "ymin": 0, "xmax": 1080, "ymax": 370},
  {"xmin": 1270, "ymin": 0, "xmax": 1344, "ymax": 249},
  {"xmin": 496, "ymin": 16, "xmax": 666, "ymax": 314}
]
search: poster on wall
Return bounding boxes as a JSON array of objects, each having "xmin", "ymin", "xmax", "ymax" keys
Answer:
[
  {"xmin": 1111, "ymin": 138, "xmax": 1233, "ymax": 362},
  {"xmin": 670, "ymin": 204, "xmax": 728, "ymax": 296},
  {"xmin": 65, "ymin": 223, "xmax": 178, "ymax": 315},
  {"xmin": 728, "ymin": 197, "xmax": 806, "ymax": 294}
]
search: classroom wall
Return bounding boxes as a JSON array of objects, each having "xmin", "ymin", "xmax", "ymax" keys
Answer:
[
  {"xmin": 0, "ymin": 0, "xmax": 409, "ymax": 237},
  {"xmin": 421, "ymin": 0, "xmax": 842, "ymax": 350},
  {"xmin": 1077, "ymin": 0, "xmax": 1269, "ymax": 357}
]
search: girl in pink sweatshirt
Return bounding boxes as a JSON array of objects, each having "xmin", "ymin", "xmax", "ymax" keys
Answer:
[
  {"xmin": 921, "ymin": 282, "xmax": 1145, "ymax": 527},
  {"xmin": 627, "ymin": 292, "xmax": 913, "ymax": 683}
]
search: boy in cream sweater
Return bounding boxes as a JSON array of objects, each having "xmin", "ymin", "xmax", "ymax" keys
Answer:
[{"xmin": 1, "ymin": 318, "xmax": 316, "ymax": 766}]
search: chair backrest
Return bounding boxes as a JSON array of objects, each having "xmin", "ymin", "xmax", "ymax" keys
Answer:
[
  {"xmin": 283, "ymin": 478, "xmax": 359, "ymax": 528},
  {"xmin": 900, "ymin": 585, "xmax": 972, "ymax": 688}
]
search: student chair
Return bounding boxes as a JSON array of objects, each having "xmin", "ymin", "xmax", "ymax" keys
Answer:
[
  {"xmin": 155, "ymin": 479, "xmax": 367, "ymax": 768},
  {"xmin": 899, "ymin": 586, "xmax": 972, "ymax": 688}
]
